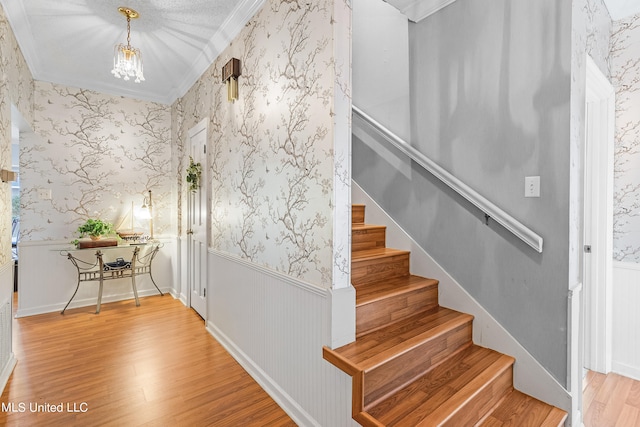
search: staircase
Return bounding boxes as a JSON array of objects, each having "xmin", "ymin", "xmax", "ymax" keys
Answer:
[{"xmin": 323, "ymin": 204, "xmax": 568, "ymax": 426}]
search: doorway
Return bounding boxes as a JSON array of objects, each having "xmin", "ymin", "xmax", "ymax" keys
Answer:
[
  {"xmin": 187, "ymin": 120, "xmax": 208, "ymax": 320},
  {"xmin": 10, "ymin": 105, "xmax": 33, "ymax": 309},
  {"xmin": 583, "ymin": 55, "xmax": 614, "ymax": 375}
]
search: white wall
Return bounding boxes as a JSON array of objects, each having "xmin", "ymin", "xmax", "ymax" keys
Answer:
[
  {"xmin": 0, "ymin": 261, "xmax": 16, "ymax": 393},
  {"xmin": 206, "ymin": 250, "xmax": 356, "ymax": 426},
  {"xmin": 612, "ymin": 261, "xmax": 640, "ymax": 380},
  {"xmin": 16, "ymin": 239, "xmax": 175, "ymax": 317},
  {"xmin": 353, "ymin": 0, "xmax": 411, "ymax": 142}
]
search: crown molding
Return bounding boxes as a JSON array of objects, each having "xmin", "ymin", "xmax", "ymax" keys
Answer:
[
  {"xmin": 385, "ymin": 0, "xmax": 459, "ymax": 22},
  {"xmin": 168, "ymin": 0, "xmax": 267, "ymax": 104},
  {"xmin": 1, "ymin": 0, "xmax": 266, "ymax": 105}
]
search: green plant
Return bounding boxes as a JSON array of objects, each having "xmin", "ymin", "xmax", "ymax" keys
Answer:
[
  {"xmin": 76, "ymin": 218, "xmax": 115, "ymax": 240},
  {"xmin": 11, "ymin": 195, "xmax": 20, "ymax": 219},
  {"xmin": 186, "ymin": 156, "xmax": 202, "ymax": 193}
]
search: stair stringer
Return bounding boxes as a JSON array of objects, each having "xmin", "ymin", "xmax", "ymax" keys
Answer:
[{"xmin": 352, "ymin": 181, "xmax": 573, "ymax": 421}]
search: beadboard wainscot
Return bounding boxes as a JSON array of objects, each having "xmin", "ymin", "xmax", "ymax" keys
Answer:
[
  {"xmin": 612, "ymin": 261, "xmax": 640, "ymax": 381},
  {"xmin": 16, "ymin": 238, "xmax": 177, "ymax": 317},
  {"xmin": 206, "ymin": 249, "xmax": 356, "ymax": 427},
  {"xmin": 0, "ymin": 260, "xmax": 16, "ymax": 394},
  {"xmin": 352, "ymin": 181, "xmax": 572, "ymax": 417}
]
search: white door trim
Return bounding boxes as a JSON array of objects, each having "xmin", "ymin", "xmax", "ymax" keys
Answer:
[
  {"xmin": 583, "ymin": 55, "xmax": 615, "ymax": 374},
  {"xmin": 186, "ymin": 118, "xmax": 208, "ymax": 320}
]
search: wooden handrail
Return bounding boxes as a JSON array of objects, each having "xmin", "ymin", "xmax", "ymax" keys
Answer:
[{"xmin": 352, "ymin": 105, "xmax": 543, "ymax": 253}]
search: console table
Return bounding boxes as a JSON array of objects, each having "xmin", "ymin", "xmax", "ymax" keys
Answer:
[{"xmin": 60, "ymin": 243, "xmax": 164, "ymax": 314}]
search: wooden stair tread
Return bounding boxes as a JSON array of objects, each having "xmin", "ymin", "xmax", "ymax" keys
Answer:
[
  {"xmin": 326, "ymin": 306, "xmax": 473, "ymax": 371},
  {"xmin": 325, "ymin": 204, "xmax": 566, "ymax": 427},
  {"xmin": 367, "ymin": 345, "xmax": 515, "ymax": 426},
  {"xmin": 356, "ymin": 275, "xmax": 438, "ymax": 306},
  {"xmin": 352, "ymin": 223, "xmax": 387, "ymax": 231},
  {"xmin": 352, "ymin": 247, "xmax": 410, "ymax": 260},
  {"xmin": 479, "ymin": 390, "xmax": 568, "ymax": 427}
]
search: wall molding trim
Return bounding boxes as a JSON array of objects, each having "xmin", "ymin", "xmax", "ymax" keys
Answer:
[
  {"xmin": 15, "ymin": 287, "xmax": 171, "ymax": 318},
  {"xmin": 206, "ymin": 322, "xmax": 319, "ymax": 427},
  {"xmin": 208, "ymin": 249, "xmax": 329, "ymax": 297},
  {"xmin": 0, "ymin": 355, "xmax": 16, "ymax": 396},
  {"xmin": 384, "ymin": 0, "xmax": 459, "ymax": 22},
  {"xmin": 611, "ymin": 261, "xmax": 640, "ymax": 382},
  {"xmin": 206, "ymin": 249, "xmax": 353, "ymax": 426}
]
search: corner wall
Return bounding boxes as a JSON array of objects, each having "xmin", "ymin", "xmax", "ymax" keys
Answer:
[
  {"xmin": 15, "ymin": 82, "xmax": 174, "ymax": 315},
  {"xmin": 173, "ymin": 0, "xmax": 354, "ymax": 423},
  {"xmin": 0, "ymin": 3, "xmax": 33, "ymax": 393},
  {"xmin": 355, "ymin": 0, "xmax": 573, "ymax": 386}
]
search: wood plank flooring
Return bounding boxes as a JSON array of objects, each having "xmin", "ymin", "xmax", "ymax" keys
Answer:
[
  {"xmin": 583, "ymin": 370, "xmax": 640, "ymax": 427},
  {"xmin": 0, "ymin": 294, "xmax": 295, "ymax": 427}
]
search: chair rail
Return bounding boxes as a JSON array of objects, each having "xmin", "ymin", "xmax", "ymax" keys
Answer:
[{"xmin": 352, "ymin": 105, "xmax": 543, "ymax": 253}]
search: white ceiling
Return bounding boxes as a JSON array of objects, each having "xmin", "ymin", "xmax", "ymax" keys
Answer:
[
  {"xmin": 1, "ymin": 0, "xmax": 638, "ymax": 106},
  {"xmin": 603, "ymin": 0, "xmax": 640, "ymax": 21},
  {"xmin": 384, "ymin": 0, "xmax": 640, "ymax": 23},
  {"xmin": 0, "ymin": 0, "xmax": 265, "ymax": 105}
]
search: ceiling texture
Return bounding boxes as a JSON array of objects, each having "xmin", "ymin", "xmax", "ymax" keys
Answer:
[
  {"xmin": 1, "ymin": 0, "xmax": 638, "ymax": 105},
  {"xmin": 0, "ymin": 0, "xmax": 265, "ymax": 105}
]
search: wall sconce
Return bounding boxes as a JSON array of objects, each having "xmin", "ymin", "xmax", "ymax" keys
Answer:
[
  {"xmin": 222, "ymin": 58, "xmax": 241, "ymax": 102},
  {"xmin": 1, "ymin": 169, "xmax": 17, "ymax": 183},
  {"xmin": 141, "ymin": 190, "xmax": 154, "ymax": 240}
]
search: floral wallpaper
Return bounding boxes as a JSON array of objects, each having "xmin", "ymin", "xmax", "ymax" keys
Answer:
[
  {"xmin": 21, "ymin": 82, "xmax": 172, "ymax": 241},
  {"xmin": 174, "ymin": 0, "xmax": 351, "ymax": 288},
  {"xmin": 0, "ymin": 5, "xmax": 34, "ymax": 267},
  {"xmin": 611, "ymin": 13, "xmax": 640, "ymax": 261}
]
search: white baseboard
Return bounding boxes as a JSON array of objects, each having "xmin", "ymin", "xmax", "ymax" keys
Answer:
[
  {"xmin": 0, "ymin": 355, "xmax": 16, "ymax": 395},
  {"xmin": 15, "ymin": 287, "xmax": 168, "ymax": 317},
  {"xmin": 206, "ymin": 322, "xmax": 319, "ymax": 427},
  {"xmin": 613, "ymin": 361, "xmax": 640, "ymax": 382},
  {"xmin": 352, "ymin": 181, "xmax": 571, "ymax": 414}
]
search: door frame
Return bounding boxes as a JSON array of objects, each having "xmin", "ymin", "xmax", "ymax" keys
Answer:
[
  {"xmin": 186, "ymin": 118, "xmax": 209, "ymax": 319},
  {"xmin": 582, "ymin": 55, "xmax": 615, "ymax": 376}
]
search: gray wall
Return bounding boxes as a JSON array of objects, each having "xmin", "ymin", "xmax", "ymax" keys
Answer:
[{"xmin": 354, "ymin": 0, "xmax": 572, "ymax": 385}]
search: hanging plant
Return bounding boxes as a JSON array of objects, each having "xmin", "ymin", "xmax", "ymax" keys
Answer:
[{"xmin": 186, "ymin": 156, "xmax": 202, "ymax": 193}]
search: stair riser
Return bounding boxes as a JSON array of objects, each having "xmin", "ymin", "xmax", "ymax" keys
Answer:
[
  {"xmin": 442, "ymin": 367, "xmax": 513, "ymax": 426},
  {"xmin": 357, "ymin": 285, "xmax": 439, "ymax": 337},
  {"xmin": 364, "ymin": 322, "xmax": 472, "ymax": 407},
  {"xmin": 352, "ymin": 253, "xmax": 410, "ymax": 287},
  {"xmin": 352, "ymin": 228, "xmax": 386, "ymax": 252},
  {"xmin": 353, "ymin": 205, "xmax": 365, "ymax": 224}
]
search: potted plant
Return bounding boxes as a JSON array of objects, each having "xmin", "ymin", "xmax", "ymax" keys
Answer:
[
  {"xmin": 76, "ymin": 218, "xmax": 115, "ymax": 241},
  {"xmin": 186, "ymin": 156, "xmax": 202, "ymax": 193}
]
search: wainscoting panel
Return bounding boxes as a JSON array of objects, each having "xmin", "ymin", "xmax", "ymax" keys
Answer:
[
  {"xmin": 0, "ymin": 261, "xmax": 16, "ymax": 394},
  {"xmin": 207, "ymin": 250, "xmax": 355, "ymax": 427},
  {"xmin": 612, "ymin": 261, "xmax": 640, "ymax": 380},
  {"xmin": 17, "ymin": 239, "xmax": 177, "ymax": 317}
]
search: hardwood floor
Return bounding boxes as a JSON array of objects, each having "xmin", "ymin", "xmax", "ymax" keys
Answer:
[
  {"xmin": 0, "ymin": 294, "xmax": 295, "ymax": 426},
  {"xmin": 583, "ymin": 370, "xmax": 640, "ymax": 427}
]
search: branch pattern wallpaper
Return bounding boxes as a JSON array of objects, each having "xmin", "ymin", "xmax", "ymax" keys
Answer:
[
  {"xmin": 611, "ymin": 13, "xmax": 640, "ymax": 261},
  {"xmin": 21, "ymin": 82, "xmax": 172, "ymax": 241},
  {"xmin": 173, "ymin": 0, "xmax": 351, "ymax": 288},
  {"xmin": 0, "ymin": 6, "xmax": 33, "ymax": 267}
]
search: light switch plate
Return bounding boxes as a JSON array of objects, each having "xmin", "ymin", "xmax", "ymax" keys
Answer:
[{"xmin": 525, "ymin": 176, "xmax": 540, "ymax": 198}]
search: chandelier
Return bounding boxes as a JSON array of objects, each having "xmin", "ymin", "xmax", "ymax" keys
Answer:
[{"xmin": 111, "ymin": 7, "xmax": 145, "ymax": 83}]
